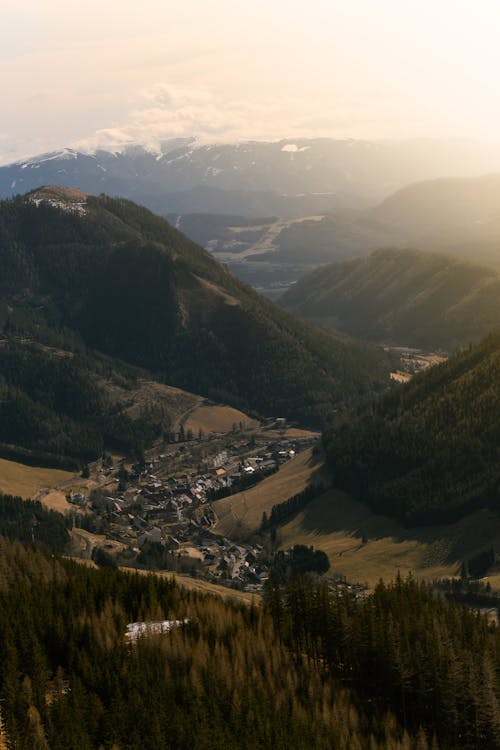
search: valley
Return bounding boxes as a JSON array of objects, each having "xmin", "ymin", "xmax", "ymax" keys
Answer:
[
  {"xmin": 1, "ymin": 187, "xmax": 499, "ymax": 601},
  {"xmin": 17, "ymin": 414, "xmax": 319, "ymax": 594},
  {"xmin": 4, "ymin": 5, "xmax": 500, "ymax": 748},
  {"xmin": 6, "ymin": 395, "xmax": 500, "ymax": 602}
]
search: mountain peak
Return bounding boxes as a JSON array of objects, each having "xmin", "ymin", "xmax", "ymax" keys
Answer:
[{"xmin": 26, "ymin": 185, "xmax": 88, "ymax": 214}]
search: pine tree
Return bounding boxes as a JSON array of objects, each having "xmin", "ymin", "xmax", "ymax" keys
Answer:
[{"xmin": 0, "ymin": 709, "xmax": 9, "ymax": 750}]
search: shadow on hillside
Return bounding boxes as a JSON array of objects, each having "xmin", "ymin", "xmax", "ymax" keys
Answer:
[{"xmin": 294, "ymin": 487, "xmax": 500, "ymax": 566}]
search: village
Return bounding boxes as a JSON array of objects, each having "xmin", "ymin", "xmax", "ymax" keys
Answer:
[{"xmin": 67, "ymin": 419, "xmax": 325, "ymax": 594}]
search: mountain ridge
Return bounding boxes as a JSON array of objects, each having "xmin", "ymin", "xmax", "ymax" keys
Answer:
[
  {"xmin": 281, "ymin": 246, "xmax": 500, "ymax": 349},
  {"xmin": 0, "ymin": 187, "xmax": 391, "ymax": 442},
  {"xmin": 3, "ymin": 138, "xmax": 500, "ymax": 217},
  {"xmin": 324, "ymin": 327, "xmax": 500, "ymax": 525}
]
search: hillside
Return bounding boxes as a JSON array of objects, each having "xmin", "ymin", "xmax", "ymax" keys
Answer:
[
  {"xmin": 0, "ymin": 187, "xmax": 391, "ymax": 436},
  {"xmin": 281, "ymin": 247, "xmax": 500, "ymax": 349},
  {"xmin": 276, "ymin": 487, "xmax": 500, "ymax": 588},
  {"xmin": 370, "ymin": 174, "xmax": 500, "ymax": 266},
  {"xmin": 214, "ymin": 447, "xmax": 323, "ymax": 538},
  {"xmin": 3, "ymin": 538, "xmax": 497, "ymax": 749},
  {"xmin": 0, "ymin": 339, "xmax": 160, "ymax": 467},
  {"xmin": 323, "ymin": 329, "xmax": 500, "ymax": 525}
]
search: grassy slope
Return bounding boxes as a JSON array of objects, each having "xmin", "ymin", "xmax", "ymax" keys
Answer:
[
  {"xmin": 183, "ymin": 404, "xmax": 258, "ymax": 435},
  {"xmin": 0, "ymin": 458, "xmax": 74, "ymax": 499},
  {"xmin": 215, "ymin": 470, "xmax": 500, "ymax": 590},
  {"xmin": 214, "ymin": 448, "xmax": 324, "ymax": 538},
  {"xmin": 213, "ymin": 448, "xmax": 500, "ymax": 590},
  {"xmin": 275, "ymin": 488, "xmax": 500, "ymax": 588},
  {"xmin": 106, "ymin": 377, "xmax": 257, "ymax": 435}
]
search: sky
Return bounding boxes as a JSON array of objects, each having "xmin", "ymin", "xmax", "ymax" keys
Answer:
[{"xmin": 2, "ymin": 0, "xmax": 500, "ymax": 162}]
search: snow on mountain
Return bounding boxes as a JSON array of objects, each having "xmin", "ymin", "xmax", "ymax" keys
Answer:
[{"xmin": 2, "ymin": 137, "xmax": 500, "ymax": 219}]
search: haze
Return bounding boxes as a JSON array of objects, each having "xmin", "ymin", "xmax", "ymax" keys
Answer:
[{"xmin": 2, "ymin": 0, "xmax": 500, "ymax": 162}]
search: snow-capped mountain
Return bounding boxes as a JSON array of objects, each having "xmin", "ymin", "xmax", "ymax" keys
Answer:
[{"xmin": 1, "ymin": 137, "xmax": 498, "ymax": 218}]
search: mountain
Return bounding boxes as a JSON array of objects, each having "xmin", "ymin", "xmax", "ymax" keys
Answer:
[
  {"xmin": 324, "ymin": 329, "xmax": 500, "ymax": 525},
  {"xmin": 369, "ymin": 174, "xmax": 500, "ymax": 267},
  {"xmin": 166, "ymin": 213, "xmax": 377, "ymax": 297},
  {"xmin": 2, "ymin": 138, "xmax": 499, "ymax": 218},
  {"xmin": 0, "ymin": 187, "xmax": 391, "ymax": 445},
  {"xmin": 281, "ymin": 247, "xmax": 500, "ymax": 349},
  {"xmin": 4, "ymin": 140, "xmax": 500, "ymax": 299}
]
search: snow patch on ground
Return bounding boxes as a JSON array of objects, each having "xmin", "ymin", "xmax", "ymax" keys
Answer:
[
  {"xmin": 125, "ymin": 619, "xmax": 188, "ymax": 642},
  {"xmin": 281, "ymin": 144, "xmax": 310, "ymax": 153},
  {"xmin": 28, "ymin": 196, "xmax": 87, "ymax": 216},
  {"xmin": 205, "ymin": 166, "xmax": 223, "ymax": 177}
]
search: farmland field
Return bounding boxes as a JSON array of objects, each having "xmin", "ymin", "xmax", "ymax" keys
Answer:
[
  {"xmin": 0, "ymin": 458, "xmax": 75, "ymax": 500},
  {"xmin": 214, "ymin": 448, "xmax": 324, "ymax": 538}
]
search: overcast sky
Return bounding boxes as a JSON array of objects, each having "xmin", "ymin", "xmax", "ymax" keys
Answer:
[{"xmin": 2, "ymin": 0, "xmax": 500, "ymax": 162}]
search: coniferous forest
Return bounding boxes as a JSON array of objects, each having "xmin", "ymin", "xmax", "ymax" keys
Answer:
[
  {"xmin": 0, "ymin": 191, "xmax": 391, "ymax": 433},
  {"xmin": 324, "ymin": 330, "xmax": 500, "ymax": 525},
  {"xmin": 0, "ymin": 537, "xmax": 498, "ymax": 749}
]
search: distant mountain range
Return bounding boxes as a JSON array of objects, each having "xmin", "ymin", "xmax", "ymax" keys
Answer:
[
  {"xmin": 368, "ymin": 174, "xmax": 500, "ymax": 266},
  {"xmin": 281, "ymin": 247, "xmax": 500, "ymax": 350},
  {"xmin": 2, "ymin": 138, "xmax": 498, "ymax": 218},
  {"xmin": 4, "ymin": 140, "xmax": 500, "ymax": 297},
  {"xmin": 167, "ymin": 172, "xmax": 500, "ymax": 293},
  {"xmin": 0, "ymin": 187, "xmax": 391, "ymax": 466}
]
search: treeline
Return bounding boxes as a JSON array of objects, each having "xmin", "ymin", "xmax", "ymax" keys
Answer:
[
  {"xmin": 0, "ymin": 494, "xmax": 69, "ymax": 553},
  {"xmin": 435, "ymin": 577, "xmax": 500, "ymax": 613},
  {"xmin": 266, "ymin": 574, "xmax": 500, "ymax": 749},
  {"xmin": 0, "ymin": 443, "xmax": 80, "ymax": 471},
  {"xmin": 324, "ymin": 330, "xmax": 500, "ymax": 524},
  {"xmin": 261, "ymin": 482, "xmax": 326, "ymax": 528},
  {"xmin": 0, "ymin": 540, "xmax": 438, "ymax": 749}
]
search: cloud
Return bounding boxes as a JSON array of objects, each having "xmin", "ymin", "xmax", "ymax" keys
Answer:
[{"xmin": 72, "ymin": 82, "xmax": 354, "ymax": 154}]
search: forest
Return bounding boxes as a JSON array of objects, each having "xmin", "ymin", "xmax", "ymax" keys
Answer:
[
  {"xmin": 0, "ymin": 191, "xmax": 391, "ymax": 430},
  {"xmin": 0, "ymin": 340, "xmax": 157, "ymax": 466},
  {"xmin": 0, "ymin": 536, "xmax": 498, "ymax": 749},
  {"xmin": 281, "ymin": 247, "xmax": 500, "ymax": 350},
  {"xmin": 324, "ymin": 329, "xmax": 500, "ymax": 524}
]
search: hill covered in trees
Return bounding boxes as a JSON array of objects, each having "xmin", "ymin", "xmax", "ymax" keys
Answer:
[
  {"xmin": 369, "ymin": 173, "xmax": 500, "ymax": 267},
  {"xmin": 0, "ymin": 187, "xmax": 390, "ymax": 433},
  {"xmin": 281, "ymin": 247, "xmax": 500, "ymax": 350},
  {"xmin": 1, "ymin": 536, "xmax": 499, "ymax": 748},
  {"xmin": 324, "ymin": 329, "xmax": 500, "ymax": 525},
  {"xmin": 0, "ymin": 339, "xmax": 162, "ymax": 467}
]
